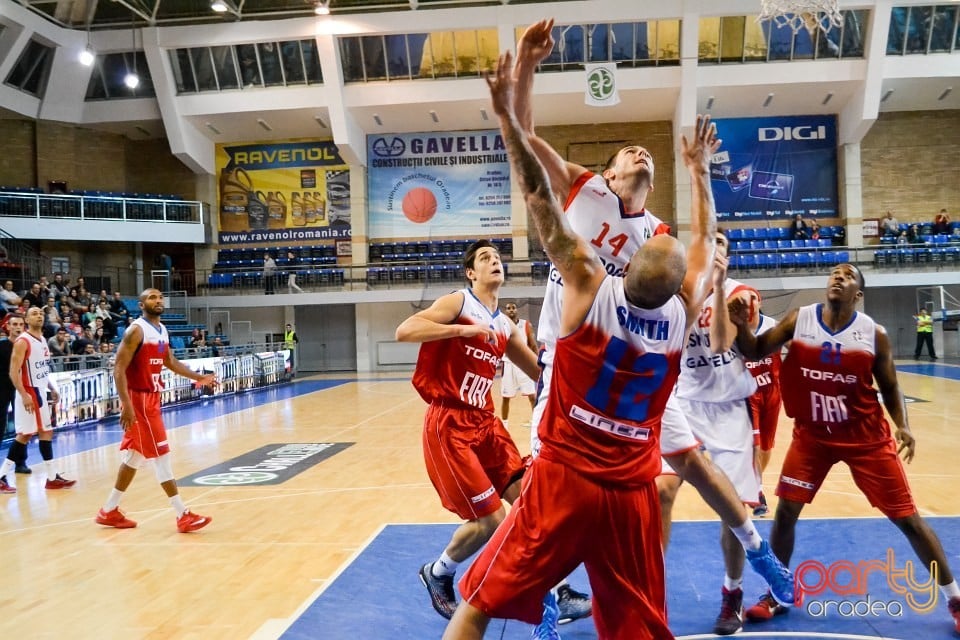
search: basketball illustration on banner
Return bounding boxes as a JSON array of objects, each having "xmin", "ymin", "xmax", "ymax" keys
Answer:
[{"xmin": 402, "ymin": 186, "xmax": 438, "ymax": 223}]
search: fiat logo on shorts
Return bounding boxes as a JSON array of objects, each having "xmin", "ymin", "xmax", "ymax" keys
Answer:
[{"xmin": 193, "ymin": 471, "xmax": 278, "ymax": 485}]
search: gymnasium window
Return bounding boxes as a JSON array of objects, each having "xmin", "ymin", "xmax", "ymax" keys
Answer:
[
  {"xmin": 516, "ymin": 21, "xmax": 680, "ymax": 71},
  {"xmin": 337, "ymin": 30, "xmax": 498, "ymax": 82},
  {"xmin": 887, "ymin": 5, "xmax": 960, "ymax": 55},
  {"xmin": 169, "ymin": 39, "xmax": 323, "ymax": 94},
  {"xmin": 84, "ymin": 51, "xmax": 156, "ymax": 100},
  {"xmin": 5, "ymin": 38, "xmax": 54, "ymax": 98}
]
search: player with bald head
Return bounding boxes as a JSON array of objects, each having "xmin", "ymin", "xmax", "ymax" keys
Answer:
[
  {"xmin": 95, "ymin": 288, "xmax": 216, "ymax": 533},
  {"xmin": 443, "ymin": 51, "xmax": 719, "ymax": 640}
]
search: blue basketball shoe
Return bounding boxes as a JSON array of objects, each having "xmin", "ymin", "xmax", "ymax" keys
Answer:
[
  {"xmin": 531, "ymin": 591, "xmax": 561, "ymax": 640},
  {"xmin": 746, "ymin": 540, "xmax": 794, "ymax": 606}
]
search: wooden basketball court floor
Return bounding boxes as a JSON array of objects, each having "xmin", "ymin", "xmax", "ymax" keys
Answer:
[{"xmin": 1, "ymin": 362, "xmax": 958, "ymax": 639}]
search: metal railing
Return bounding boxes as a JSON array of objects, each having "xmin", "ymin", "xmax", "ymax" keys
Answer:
[{"xmin": 0, "ymin": 191, "xmax": 204, "ymax": 224}]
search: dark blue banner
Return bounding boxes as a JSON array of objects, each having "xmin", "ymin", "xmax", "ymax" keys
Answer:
[
  {"xmin": 224, "ymin": 141, "xmax": 344, "ymax": 170},
  {"xmin": 710, "ymin": 116, "xmax": 838, "ymax": 221}
]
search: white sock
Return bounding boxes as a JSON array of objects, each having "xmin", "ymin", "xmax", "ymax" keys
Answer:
[
  {"xmin": 105, "ymin": 488, "xmax": 124, "ymax": 511},
  {"xmin": 43, "ymin": 459, "xmax": 56, "ymax": 482},
  {"xmin": 501, "ymin": 419, "xmax": 509, "ymax": 429},
  {"xmin": 731, "ymin": 520, "xmax": 763, "ymax": 551},
  {"xmin": 170, "ymin": 495, "xmax": 187, "ymax": 517},
  {"xmin": 724, "ymin": 575, "xmax": 743, "ymax": 592},
  {"xmin": 942, "ymin": 580, "xmax": 960, "ymax": 600},
  {"xmin": 432, "ymin": 552, "xmax": 459, "ymax": 577}
]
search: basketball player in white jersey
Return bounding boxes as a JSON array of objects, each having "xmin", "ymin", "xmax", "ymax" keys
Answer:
[
  {"xmin": 513, "ymin": 20, "xmax": 794, "ymax": 634},
  {"xmin": 659, "ymin": 231, "xmax": 763, "ymax": 635},
  {"xmin": 730, "ymin": 264, "xmax": 960, "ymax": 634},
  {"xmin": 0, "ymin": 307, "xmax": 75, "ymax": 492},
  {"xmin": 499, "ymin": 302, "xmax": 538, "ymax": 427}
]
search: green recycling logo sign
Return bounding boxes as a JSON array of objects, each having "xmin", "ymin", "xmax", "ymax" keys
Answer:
[{"xmin": 585, "ymin": 64, "xmax": 619, "ymax": 106}]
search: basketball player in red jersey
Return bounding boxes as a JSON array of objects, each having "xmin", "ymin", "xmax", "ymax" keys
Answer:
[
  {"xmin": 513, "ymin": 21, "xmax": 793, "ymax": 635},
  {"xmin": 444, "ymin": 51, "xmax": 719, "ymax": 640},
  {"xmin": 730, "ymin": 264, "xmax": 960, "ymax": 633},
  {"xmin": 396, "ymin": 240, "xmax": 540, "ymax": 620},
  {"xmin": 95, "ymin": 289, "xmax": 216, "ymax": 533},
  {"xmin": 745, "ymin": 311, "xmax": 782, "ymax": 517},
  {"xmin": 0, "ymin": 306, "xmax": 74, "ymax": 493}
]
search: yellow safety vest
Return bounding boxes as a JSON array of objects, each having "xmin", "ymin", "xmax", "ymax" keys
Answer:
[
  {"xmin": 284, "ymin": 330, "xmax": 297, "ymax": 347},
  {"xmin": 917, "ymin": 315, "xmax": 933, "ymax": 333}
]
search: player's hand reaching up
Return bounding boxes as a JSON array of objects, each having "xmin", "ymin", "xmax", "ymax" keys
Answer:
[
  {"xmin": 728, "ymin": 296, "xmax": 754, "ymax": 328},
  {"xmin": 485, "ymin": 52, "xmax": 515, "ymax": 117},
  {"xmin": 680, "ymin": 114, "xmax": 721, "ymax": 174},
  {"xmin": 516, "ymin": 19, "xmax": 555, "ymax": 67}
]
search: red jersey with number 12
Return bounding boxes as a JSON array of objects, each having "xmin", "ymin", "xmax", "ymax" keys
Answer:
[
  {"xmin": 127, "ymin": 317, "xmax": 169, "ymax": 393},
  {"xmin": 539, "ymin": 277, "xmax": 685, "ymax": 487}
]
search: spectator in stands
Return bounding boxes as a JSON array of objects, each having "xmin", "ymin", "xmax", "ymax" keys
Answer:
[
  {"xmin": 63, "ymin": 312, "xmax": 83, "ymax": 337},
  {"xmin": 790, "ymin": 214, "xmax": 808, "ymax": 239},
  {"xmin": 907, "ymin": 224, "xmax": 921, "ymax": 244},
  {"xmin": 934, "ymin": 209, "xmax": 950, "ymax": 235},
  {"xmin": 48, "ymin": 327, "xmax": 73, "ymax": 357},
  {"xmin": 263, "ymin": 252, "xmax": 277, "ymax": 295},
  {"xmin": 62, "ymin": 288, "xmax": 82, "ymax": 316},
  {"xmin": 881, "ymin": 211, "xmax": 899, "ymax": 236},
  {"xmin": 832, "ymin": 225, "xmax": 847, "ymax": 247},
  {"xmin": 1, "ymin": 281, "xmax": 21, "ymax": 313},
  {"xmin": 210, "ymin": 336, "xmax": 224, "ymax": 357},
  {"xmin": 42, "ymin": 296, "xmax": 61, "ymax": 337},
  {"xmin": 22, "ymin": 282, "xmax": 44, "ymax": 309},
  {"xmin": 94, "ymin": 299, "xmax": 115, "ymax": 336},
  {"xmin": 82, "ymin": 343, "xmax": 99, "ymax": 369},
  {"xmin": 286, "ymin": 251, "xmax": 304, "ymax": 293},
  {"xmin": 50, "ymin": 273, "xmax": 69, "ymax": 300},
  {"xmin": 75, "ymin": 287, "xmax": 92, "ymax": 314},
  {"xmin": 37, "ymin": 276, "xmax": 51, "ymax": 301},
  {"xmin": 897, "ymin": 230, "xmax": 909, "ymax": 245},
  {"xmin": 190, "ymin": 328, "xmax": 206, "ymax": 349},
  {"xmin": 92, "ymin": 326, "xmax": 107, "ymax": 347},
  {"xmin": 809, "ymin": 221, "xmax": 821, "ymax": 240},
  {"xmin": 108, "ymin": 291, "xmax": 128, "ymax": 324},
  {"xmin": 72, "ymin": 327, "xmax": 95, "ymax": 355}
]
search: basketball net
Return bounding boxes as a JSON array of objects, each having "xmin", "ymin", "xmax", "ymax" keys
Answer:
[{"xmin": 757, "ymin": 0, "xmax": 843, "ymax": 36}]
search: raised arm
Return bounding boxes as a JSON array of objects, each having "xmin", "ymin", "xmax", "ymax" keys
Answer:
[
  {"xmin": 513, "ymin": 19, "xmax": 588, "ymax": 200},
  {"xmin": 488, "ymin": 51, "xmax": 602, "ymax": 298},
  {"xmin": 678, "ymin": 115, "xmax": 721, "ymax": 330},
  {"xmin": 873, "ymin": 324, "xmax": 914, "ymax": 462},
  {"xmin": 395, "ymin": 291, "xmax": 495, "ymax": 344},
  {"xmin": 731, "ymin": 305, "xmax": 797, "ymax": 360}
]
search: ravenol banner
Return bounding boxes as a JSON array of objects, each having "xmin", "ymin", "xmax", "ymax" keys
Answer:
[
  {"xmin": 217, "ymin": 140, "xmax": 351, "ymax": 244},
  {"xmin": 367, "ymin": 130, "xmax": 511, "ymax": 240},
  {"xmin": 710, "ymin": 116, "xmax": 838, "ymax": 221}
]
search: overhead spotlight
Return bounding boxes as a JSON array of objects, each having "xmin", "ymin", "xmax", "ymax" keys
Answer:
[
  {"xmin": 211, "ymin": 0, "xmax": 229, "ymax": 12},
  {"xmin": 762, "ymin": 93, "xmax": 774, "ymax": 107},
  {"xmin": 79, "ymin": 45, "xmax": 95, "ymax": 66},
  {"xmin": 938, "ymin": 87, "xmax": 952, "ymax": 101},
  {"xmin": 314, "ymin": 0, "xmax": 330, "ymax": 15},
  {"xmin": 124, "ymin": 72, "xmax": 139, "ymax": 89},
  {"xmin": 705, "ymin": 96, "xmax": 715, "ymax": 110},
  {"xmin": 881, "ymin": 89, "xmax": 894, "ymax": 102}
]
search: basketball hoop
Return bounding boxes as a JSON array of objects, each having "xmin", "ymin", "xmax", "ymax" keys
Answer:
[{"xmin": 757, "ymin": 0, "xmax": 843, "ymax": 36}]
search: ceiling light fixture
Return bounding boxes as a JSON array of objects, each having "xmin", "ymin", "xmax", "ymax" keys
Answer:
[
  {"xmin": 480, "ymin": 109, "xmax": 489, "ymax": 121},
  {"xmin": 257, "ymin": 118, "xmax": 273, "ymax": 131},
  {"xmin": 705, "ymin": 96, "xmax": 715, "ymax": 110},
  {"xmin": 373, "ymin": 114, "xmax": 382, "ymax": 126},
  {"xmin": 211, "ymin": 0, "xmax": 229, "ymax": 12},
  {"xmin": 822, "ymin": 92, "xmax": 834, "ymax": 105},
  {"xmin": 881, "ymin": 89, "xmax": 894, "ymax": 102},
  {"xmin": 79, "ymin": 44, "xmax": 95, "ymax": 66},
  {"xmin": 938, "ymin": 87, "xmax": 953, "ymax": 101},
  {"xmin": 205, "ymin": 122, "xmax": 222, "ymax": 135},
  {"xmin": 314, "ymin": 115, "xmax": 327, "ymax": 128},
  {"xmin": 124, "ymin": 72, "xmax": 140, "ymax": 89},
  {"xmin": 124, "ymin": 23, "xmax": 139, "ymax": 90},
  {"xmin": 429, "ymin": 110, "xmax": 439, "ymax": 123},
  {"xmin": 762, "ymin": 93, "xmax": 774, "ymax": 107},
  {"xmin": 314, "ymin": 0, "xmax": 331, "ymax": 15}
]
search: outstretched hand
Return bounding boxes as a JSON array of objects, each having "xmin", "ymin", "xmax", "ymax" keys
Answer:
[
  {"xmin": 713, "ymin": 251, "xmax": 729, "ymax": 290},
  {"xmin": 727, "ymin": 296, "xmax": 753, "ymax": 328},
  {"xmin": 680, "ymin": 114, "xmax": 722, "ymax": 173},
  {"xmin": 517, "ymin": 19, "xmax": 555, "ymax": 66},
  {"xmin": 485, "ymin": 51, "xmax": 515, "ymax": 117}
]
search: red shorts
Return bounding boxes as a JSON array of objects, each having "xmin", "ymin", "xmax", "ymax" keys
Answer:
[
  {"xmin": 776, "ymin": 426, "xmax": 917, "ymax": 519},
  {"xmin": 422, "ymin": 402, "xmax": 524, "ymax": 521},
  {"xmin": 749, "ymin": 387, "xmax": 782, "ymax": 451},
  {"xmin": 459, "ymin": 457, "xmax": 670, "ymax": 640},
  {"xmin": 119, "ymin": 390, "xmax": 169, "ymax": 459}
]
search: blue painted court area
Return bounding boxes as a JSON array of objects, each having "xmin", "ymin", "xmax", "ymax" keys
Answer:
[
  {"xmin": 284, "ymin": 517, "xmax": 960, "ymax": 640},
  {"xmin": 898, "ymin": 362, "xmax": 960, "ymax": 381},
  {"xmin": 34, "ymin": 379, "xmax": 352, "ymax": 458}
]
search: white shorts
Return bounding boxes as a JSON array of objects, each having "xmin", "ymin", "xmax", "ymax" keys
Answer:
[
  {"xmin": 14, "ymin": 388, "xmax": 52, "ymax": 436},
  {"xmin": 529, "ymin": 352, "xmax": 553, "ymax": 456},
  {"xmin": 668, "ymin": 397, "xmax": 759, "ymax": 504},
  {"xmin": 501, "ymin": 360, "xmax": 535, "ymax": 398},
  {"xmin": 659, "ymin": 394, "xmax": 700, "ymax": 475}
]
